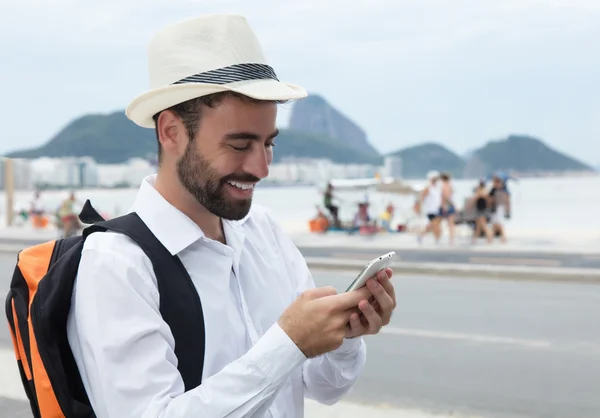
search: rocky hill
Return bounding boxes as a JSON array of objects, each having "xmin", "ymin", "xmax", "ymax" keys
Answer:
[
  {"xmin": 7, "ymin": 108, "xmax": 382, "ymax": 166},
  {"xmin": 471, "ymin": 135, "xmax": 593, "ymax": 174},
  {"xmin": 386, "ymin": 143, "xmax": 465, "ymax": 179},
  {"xmin": 288, "ymin": 94, "xmax": 379, "ymax": 156},
  {"xmin": 5, "ymin": 96, "xmax": 593, "ymax": 177},
  {"xmin": 387, "ymin": 135, "xmax": 593, "ymax": 179},
  {"xmin": 7, "ymin": 112, "xmax": 157, "ymax": 164}
]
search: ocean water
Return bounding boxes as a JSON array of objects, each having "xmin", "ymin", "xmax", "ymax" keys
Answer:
[{"xmin": 2, "ymin": 175, "xmax": 599, "ymax": 239}]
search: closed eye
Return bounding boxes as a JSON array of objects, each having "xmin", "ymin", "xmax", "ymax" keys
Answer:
[
  {"xmin": 229, "ymin": 142, "xmax": 276, "ymax": 152},
  {"xmin": 230, "ymin": 144, "xmax": 251, "ymax": 152}
]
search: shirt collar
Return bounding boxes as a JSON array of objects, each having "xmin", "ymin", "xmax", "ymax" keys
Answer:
[
  {"xmin": 130, "ymin": 174, "xmax": 206, "ymax": 255},
  {"xmin": 130, "ymin": 174, "xmax": 249, "ymax": 256}
]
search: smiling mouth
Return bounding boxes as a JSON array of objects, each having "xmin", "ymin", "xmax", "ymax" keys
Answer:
[{"xmin": 226, "ymin": 180, "xmax": 256, "ymax": 191}]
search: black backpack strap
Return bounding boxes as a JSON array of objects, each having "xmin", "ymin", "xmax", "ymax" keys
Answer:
[
  {"xmin": 78, "ymin": 199, "xmax": 106, "ymax": 224},
  {"xmin": 83, "ymin": 213, "xmax": 205, "ymax": 390}
]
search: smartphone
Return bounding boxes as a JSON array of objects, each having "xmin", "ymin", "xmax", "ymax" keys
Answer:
[{"xmin": 345, "ymin": 251, "xmax": 396, "ymax": 292}]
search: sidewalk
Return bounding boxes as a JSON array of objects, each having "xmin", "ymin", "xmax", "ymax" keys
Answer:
[
  {"xmin": 0, "ymin": 226, "xmax": 598, "ymax": 282},
  {"xmin": 1, "ymin": 225, "xmax": 598, "ymax": 254},
  {"xmin": 289, "ymin": 230, "xmax": 600, "ymax": 255}
]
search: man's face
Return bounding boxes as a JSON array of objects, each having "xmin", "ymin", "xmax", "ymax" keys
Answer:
[{"xmin": 176, "ymin": 95, "xmax": 278, "ymax": 220}]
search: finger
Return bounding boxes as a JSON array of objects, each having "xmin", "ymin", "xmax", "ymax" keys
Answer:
[
  {"xmin": 377, "ymin": 273, "xmax": 396, "ymax": 309},
  {"xmin": 326, "ymin": 286, "xmax": 372, "ymax": 311},
  {"xmin": 358, "ymin": 299, "xmax": 382, "ymax": 333},
  {"xmin": 376, "ymin": 269, "xmax": 388, "ymax": 281},
  {"xmin": 370, "ymin": 299, "xmax": 380, "ymax": 313},
  {"xmin": 366, "ymin": 278, "xmax": 394, "ymax": 322},
  {"xmin": 304, "ymin": 286, "xmax": 337, "ymax": 300},
  {"xmin": 346, "ymin": 312, "xmax": 364, "ymax": 337}
]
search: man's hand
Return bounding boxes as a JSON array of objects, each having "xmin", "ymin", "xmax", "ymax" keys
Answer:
[
  {"xmin": 345, "ymin": 268, "xmax": 396, "ymax": 338},
  {"xmin": 278, "ymin": 285, "xmax": 373, "ymax": 358}
]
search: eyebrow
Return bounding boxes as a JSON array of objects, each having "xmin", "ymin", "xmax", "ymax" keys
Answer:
[{"xmin": 223, "ymin": 129, "xmax": 279, "ymax": 141}]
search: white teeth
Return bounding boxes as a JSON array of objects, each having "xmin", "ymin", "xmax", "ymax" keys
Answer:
[{"xmin": 227, "ymin": 181, "xmax": 255, "ymax": 190}]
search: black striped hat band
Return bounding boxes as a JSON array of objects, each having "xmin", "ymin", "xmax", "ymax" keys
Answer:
[{"xmin": 172, "ymin": 63, "xmax": 279, "ymax": 85}]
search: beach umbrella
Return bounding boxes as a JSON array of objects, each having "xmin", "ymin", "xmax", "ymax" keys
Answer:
[{"xmin": 375, "ymin": 180, "xmax": 419, "ymax": 195}]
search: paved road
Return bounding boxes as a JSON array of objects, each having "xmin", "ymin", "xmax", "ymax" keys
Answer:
[
  {"xmin": 299, "ymin": 246, "xmax": 600, "ymax": 270},
  {"xmin": 1, "ymin": 252, "xmax": 599, "ymax": 417}
]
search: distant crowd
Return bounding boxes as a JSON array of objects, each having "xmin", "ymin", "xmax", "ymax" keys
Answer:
[
  {"xmin": 415, "ymin": 171, "xmax": 511, "ymax": 245},
  {"xmin": 313, "ymin": 171, "xmax": 511, "ymax": 244},
  {"xmin": 19, "ymin": 190, "xmax": 89, "ymax": 238}
]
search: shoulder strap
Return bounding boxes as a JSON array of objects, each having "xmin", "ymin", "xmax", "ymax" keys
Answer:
[{"xmin": 83, "ymin": 213, "xmax": 205, "ymax": 390}]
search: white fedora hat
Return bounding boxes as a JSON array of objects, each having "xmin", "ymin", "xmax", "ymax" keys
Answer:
[{"xmin": 126, "ymin": 14, "xmax": 308, "ymax": 128}]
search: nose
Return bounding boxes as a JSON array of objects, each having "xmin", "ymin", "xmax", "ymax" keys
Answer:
[{"xmin": 242, "ymin": 146, "xmax": 270, "ymax": 180}]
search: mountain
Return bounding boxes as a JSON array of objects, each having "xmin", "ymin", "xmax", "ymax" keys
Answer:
[
  {"xmin": 288, "ymin": 94, "xmax": 380, "ymax": 156},
  {"xmin": 6, "ymin": 109, "xmax": 382, "ymax": 165},
  {"xmin": 385, "ymin": 135, "xmax": 592, "ymax": 179},
  {"xmin": 7, "ymin": 112, "xmax": 157, "ymax": 164},
  {"xmin": 387, "ymin": 143, "xmax": 465, "ymax": 179},
  {"xmin": 472, "ymin": 135, "xmax": 593, "ymax": 174},
  {"xmin": 6, "ymin": 102, "xmax": 593, "ymax": 177},
  {"xmin": 274, "ymin": 130, "xmax": 381, "ymax": 165}
]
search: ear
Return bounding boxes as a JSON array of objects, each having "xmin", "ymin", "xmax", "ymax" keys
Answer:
[{"xmin": 157, "ymin": 110, "xmax": 188, "ymax": 159}]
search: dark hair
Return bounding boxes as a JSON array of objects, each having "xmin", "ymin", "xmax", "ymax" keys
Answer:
[
  {"xmin": 440, "ymin": 173, "xmax": 450, "ymax": 181},
  {"xmin": 152, "ymin": 91, "xmax": 285, "ymax": 163}
]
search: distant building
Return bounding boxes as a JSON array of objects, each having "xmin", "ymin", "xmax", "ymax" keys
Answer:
[
  {"xmin": 267, "ymin": 158, "xmax": 377, "ymax": 184},
  {"xmin": 383, "ymin": 156, "xmax": 403, "ymax": 179},
  {"xmin": 0, "ymin": 158, "xmax": 34, "ymax": 190},
  {"xmin": 96, "ymin": 158, "xmax": 155, "ymax": 188},
  {"xmin": 29, "ymin": 157, "xmax": 99, "ymax": 188}
]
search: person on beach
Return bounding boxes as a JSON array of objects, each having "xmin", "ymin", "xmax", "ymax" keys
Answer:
[
  {"xmin": 439, "ymin": 172, "xmax": 456, "ymax": 245},
  {"xmin": 489, "ymin": 175, "xmax": 510, "ymax": 243},
  {"xmin": 379, "ymin": 201, "xmax": 395, "ymax": 232},
  {"xmin": 57, "ymin": 191, "xmax": 82, "ymax": 238},
  {"xmin": 28, "ymin": 190, "xmax": 47, "ymax": 229},
  {"xmin": 323, "ymin": 182, "xmax": 341, "ymax": 227},
  {"xmin": 469, "ymin": 180, "xmax": 492, "ymax": 244},
  {"xmin": 418, "ymin": 170, "xmax": 442, "ymax": 244},
  {"xmin": 66, "ymin": 14, "xmax": 398, "ymax": 418}
]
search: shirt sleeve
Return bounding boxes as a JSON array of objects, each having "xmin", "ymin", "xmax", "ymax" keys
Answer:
[
  {"xmin": 66, "ymin": 241, "xmax": 307, "ymax": 418},
  {"xmin": 268, "ymin": 213, "xmax": 367, "ymax": 405}
]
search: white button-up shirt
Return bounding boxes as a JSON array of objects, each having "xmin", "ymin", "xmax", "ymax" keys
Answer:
[{"xmin": 66, "ymin": 174, "xmax": 366, "ymax": 417}]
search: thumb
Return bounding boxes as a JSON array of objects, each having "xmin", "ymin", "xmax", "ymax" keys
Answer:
[{"xmin": 302, "ymin": 286, "xmax": 338, "ymax": 300}]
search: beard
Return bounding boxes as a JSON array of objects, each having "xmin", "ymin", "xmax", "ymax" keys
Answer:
[{"xmin": 177, "ymin": 143, "xmax": 258, "ymax": 220}]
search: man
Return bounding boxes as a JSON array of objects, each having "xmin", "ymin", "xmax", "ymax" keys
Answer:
[
  {"xmin": 323, "ymin": 182, "xmax": 340, "ymax": 227},
  {"xmin": 57, "ymin": 191, "xmax": 81, "ymax": 237},
  {"xmin": 66, "ymin": 14, "xmax": 397, "ymax": 417},
  {"xmin": 489, "ymin": 174, "xmax": 510, "ymax": 243},
  {"xmin": 439, "ymin": 173, "xmax": 456, "ymax": 245},
  {"xmin": 417, "ymin": 170, "xmax": 443, "ymax": 244},
  {"xmin": 28, "ymin": 190, "xmax": 46, "ymax": 229}
]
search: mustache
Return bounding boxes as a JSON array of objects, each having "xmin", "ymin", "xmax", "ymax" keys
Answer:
[{"xmin": 221, "ymin": 173, "xmax": 261, "ymax": 184}]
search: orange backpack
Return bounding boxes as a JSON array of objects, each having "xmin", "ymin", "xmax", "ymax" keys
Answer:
[{"xmin": 5, "ymin": 200, "xmax": 206, "ymax": 417}]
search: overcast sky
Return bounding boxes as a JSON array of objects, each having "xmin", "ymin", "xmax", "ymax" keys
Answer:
[{"xmin": 1, "ymin": 0, "xmax": 599, "ymax": 165}]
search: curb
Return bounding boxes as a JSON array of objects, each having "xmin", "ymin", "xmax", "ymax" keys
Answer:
[
  {"xmin": 304, "ymin": 257, "xmax": 600, "ymax": 284},
  {"xmin": 1, "ymin": 241, "xmax": 598, "ymax": 284}
]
